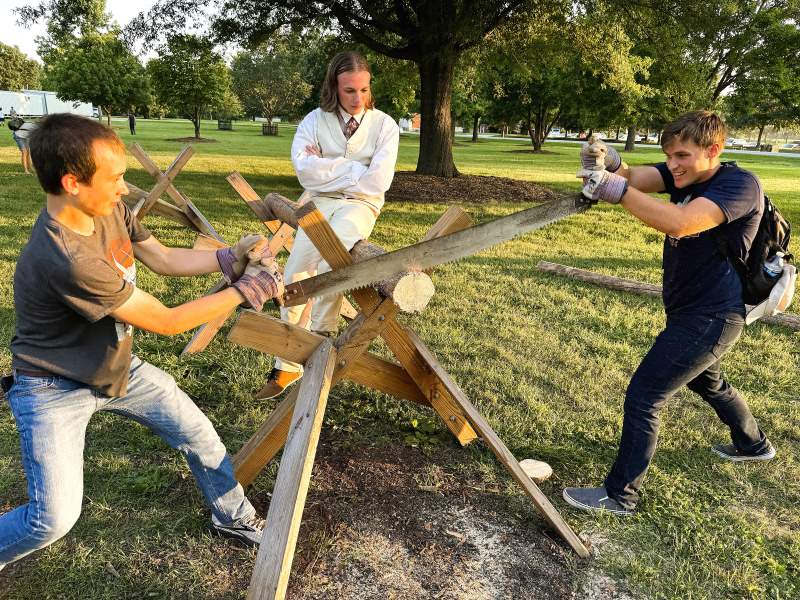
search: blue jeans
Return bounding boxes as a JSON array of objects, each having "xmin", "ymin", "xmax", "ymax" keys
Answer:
[
  {"xmin": 0, "ymin": 356, "xmax": 254, "ymax": 566},
  {"xmin": 604, "ymin": 312, "xmax": 769, "ymax": 509}
]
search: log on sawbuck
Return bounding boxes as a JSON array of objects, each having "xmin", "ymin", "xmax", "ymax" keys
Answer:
[{"xmin": 261, "ymin": 194, "xmax": 435, "ymax": 313}]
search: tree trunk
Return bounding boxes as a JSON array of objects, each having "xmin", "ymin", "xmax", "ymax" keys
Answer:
[
  {"xmin": 756, "ymin": 125, "xmax": 765, "ymax": 146},
  {"xmin": 104, "ymin": 107, "xmax": 111, "ymax": 127},
  {"xmin": 416, "ymin": 54, "xmax": 458, "ymax": 177},
  {"xmin": 615, "ymin": 127, "xmax": 621, "ymax": 141},
  {"xmin": 193, "ymin": 108, "xmax": 201, "ymax": 139},
  {"xmin": 472, "ymin": 113, "xmax": 479, "ymax": 143},
  {"xmin": 624, "ymin": 125, "xmax": 637, "ymax": 152}
]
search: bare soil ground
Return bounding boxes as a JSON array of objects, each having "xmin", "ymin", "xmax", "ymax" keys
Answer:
[
  {"xmin": 278, "ymin": 435, "xmax": 637, "ymax": 600},
  {"xmin": 386, "ymin": 171, "xmax": 562, "ymax": 205}
]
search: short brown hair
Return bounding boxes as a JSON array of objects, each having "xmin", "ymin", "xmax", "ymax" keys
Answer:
[
  {"xmin": 29, "ymin": 113, "xmax": 124, "ymax": 195},
  {"xmin": 661, "ymin": 110, "xmax": 727, "ymax": 149},
  {"xmin": 319, "ymin": 51, "xmax": 374, "ymax": 113}
]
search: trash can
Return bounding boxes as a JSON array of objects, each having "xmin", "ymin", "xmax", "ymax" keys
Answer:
[
  {"xmin": 262, "ymin": 123, "xmax": 278, "ymax": 136},
  {"xmin": 218, "ymin": 119, "xmax": 233, "ymax": 130}
]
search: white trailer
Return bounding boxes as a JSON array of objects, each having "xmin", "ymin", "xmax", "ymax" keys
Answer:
[{"xmin": 0, "ymin": 90, "xmax": 94, "ymax": 117}]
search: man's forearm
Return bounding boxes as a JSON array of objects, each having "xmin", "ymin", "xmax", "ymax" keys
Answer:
[{"xmin": 149, "ymin": 247, "xmax": 221, "ymax": 277}]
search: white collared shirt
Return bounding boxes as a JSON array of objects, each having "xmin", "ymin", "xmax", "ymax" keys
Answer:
[{"xmin": 291, "ymin": 107, "xmax": 399, "ymax": 208}]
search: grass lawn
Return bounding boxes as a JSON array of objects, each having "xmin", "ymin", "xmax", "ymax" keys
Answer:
[{"xmin": 0, "ymin": 117, "xmax": 798, "ymax": 599}]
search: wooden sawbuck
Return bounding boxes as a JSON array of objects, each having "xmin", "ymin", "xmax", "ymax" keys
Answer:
[{"xmin": 122, "ymin": 145, "xmax": 591, "ymax": 600}]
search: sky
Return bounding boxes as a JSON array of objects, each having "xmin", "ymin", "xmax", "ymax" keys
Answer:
[{"xmin": 1, "ymin": 0, "xmax": 157, "ymax": 63}]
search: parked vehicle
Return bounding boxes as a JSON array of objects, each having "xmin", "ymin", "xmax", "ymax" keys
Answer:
[
  {"xmin": 0, "ymin": 89, "xmax": 94, "ymax": 118},
  {"xmin": 781, "ymin": 143, "xmax": 800, "ymax": 151}
]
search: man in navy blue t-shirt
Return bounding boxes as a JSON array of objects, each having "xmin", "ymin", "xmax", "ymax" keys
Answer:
[{"xmin": 563, "ymin": 111, "xmax": 775, "ymax": 516}]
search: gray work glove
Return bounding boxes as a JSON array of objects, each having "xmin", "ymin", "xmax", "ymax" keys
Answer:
[
  {"xmin": 576, "ymin": 169, "xmax": 629, "ymax": 204},
  {"xmin": 580, "ymin": 136, "xmax": 622, "ymax": 173},
  {"xmin": 216, "ymin": 233, "xmax": 271, "ymax": 284},
  {"xmin": 232, "ymin": 259, "xmax": 285, "ymax": 312}
]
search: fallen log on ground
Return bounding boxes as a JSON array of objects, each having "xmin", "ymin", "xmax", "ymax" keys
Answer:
[{"xmin": 536, "ymin": 261, "xmax": 800, "ymax": 331}]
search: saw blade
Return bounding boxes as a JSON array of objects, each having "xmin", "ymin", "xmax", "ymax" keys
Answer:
[{"xmin": 283, "ymin": 194, "xmax": 593, "ymax": 306}]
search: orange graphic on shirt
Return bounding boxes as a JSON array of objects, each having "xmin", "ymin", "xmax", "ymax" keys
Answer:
[{"xmin": 106, "ymin": 238, "xmax": 137, "ymax": 284}]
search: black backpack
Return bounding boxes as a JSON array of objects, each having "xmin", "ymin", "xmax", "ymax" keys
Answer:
[
  {"xmin": 7, "ymin": 116, "xmax": 24, "ymax": 131},
  {"xmin": 714, "ymin": 195, "xmax": 792, "ymax": 305}
]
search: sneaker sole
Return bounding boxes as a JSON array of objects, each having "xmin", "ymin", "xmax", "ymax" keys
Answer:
[
  {"xmin": 711, "ymin": 446, "xmax": 776, "ymax": 462},
  {"xmin": 562, "ymin": 489, "xmax": 634, "ymax": 517}
]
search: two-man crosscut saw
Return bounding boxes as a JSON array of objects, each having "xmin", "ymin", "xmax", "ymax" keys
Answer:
[{"xmin": 282, "ymin": 194, "xmax": 595, "ymax": 307}]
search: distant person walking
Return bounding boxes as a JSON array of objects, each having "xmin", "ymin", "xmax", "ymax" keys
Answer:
[
  {"xmin": 10, "ymin": 119, "xmax": 37, "ymax": 175},
  {"xmin": 0, "ymin": 108, "xmax": 5, "ymax": 128},
  {"xmin": 128, "ymin": 112, "xmax": 136, "ymax": 135}
]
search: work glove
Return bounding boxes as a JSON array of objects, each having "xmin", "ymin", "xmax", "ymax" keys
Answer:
[
  {"xmin": 216, "ymin": 233, "xmax": 272, "ymax": 284},
  {"xmin": 232, "ymin": 258, "xmax": 284, "ymax": 312},
  {"xmin": 576, "ymin": 169, "xmax": 629, "ymax": 204},
  {"xmin": 580, "ymin": 135, "xmax": 622, "ymax": 173}
]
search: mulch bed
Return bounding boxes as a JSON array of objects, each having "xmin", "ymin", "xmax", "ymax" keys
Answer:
[{"xmin": 386, "ymin": 171, "xmax": 561, "ymax": 204}]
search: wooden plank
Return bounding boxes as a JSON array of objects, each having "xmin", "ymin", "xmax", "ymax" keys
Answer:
[
  {"xmin": 406, "ymin": 328, "xmax": 591, "ymax": 558},
  {"xmin": 379, "ymin": 319, "xmax": 478, "ymax": 446},
  {"xmin": 346, "ymin": 352, "xmax": 429, "ymax": 406},
  {"xmin": 247, "ymin": 341, "xmax": 336, "ymax": 600},
  {"xmin": 129, "ymin": 144, "xmax": 194, "ymax": 218},
  {"xmin": 149, "ymin": 198, "xmax": 198, "ymax": 230},
  {"xmin": 226, "ymin": 172, "xmax": 282, "ymax": 236},
  {"xmin": 294, "ymin": 202, "xmax": 474, "ymax": 444},
  {"xmin": 421, "ymin": 206, "xmax": 474, "ymax": 242},
  {"xmin": 233, "ymin": 388, "xmax": 298, "ymax": 487},
  {"xmin": 228, "ymin": 311, "xmax": 324, "ymax": 365},
  {"xmin": 330, "ymin": 297, "xmax": 397, "ymax": 382},
  {"xmin": 130, "ymin": 144, "xmax": 224, "ymax": 239}
]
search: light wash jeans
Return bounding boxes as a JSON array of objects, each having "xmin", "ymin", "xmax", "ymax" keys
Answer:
[
  {"xmin": 275, "ymin": 196, "xmax": 378, "ymax": 373},
  {"xmin": 0, "ymin": 356, "xmax": 254, "ymax": 566}
]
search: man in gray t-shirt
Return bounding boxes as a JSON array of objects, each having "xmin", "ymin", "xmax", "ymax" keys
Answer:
[{"xmin": 0, "ymin": 114, "xmax": 283, "ymax": 571}]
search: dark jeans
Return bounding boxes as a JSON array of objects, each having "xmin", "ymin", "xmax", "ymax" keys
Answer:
[{"xmin": 604, "ymin": 312, "xmax": 769, "ymax": 509}]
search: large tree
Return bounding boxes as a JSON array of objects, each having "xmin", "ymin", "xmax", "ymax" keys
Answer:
[
  {"xmin": 130, "ymin": 0, "xmax": 539, "ymax": 177},
  {"xmin": 0, "ymin": 43, "xmax": 42, "ymax": 90},
  {"xmin": 147, "ymin": 35, "xmax": 231, "ymax": 139},
  {"xmin": 47, "ymin": 31, "xmax": 149, "ymax": 125},
  {"xmin": 231, "ymin": 34, "xmax": 312, "ymax": 124}
]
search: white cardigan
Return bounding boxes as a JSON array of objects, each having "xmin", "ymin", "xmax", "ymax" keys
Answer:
[{"xmin": 291, "ymin": 107, "xmax": 399, "ymax": 213}]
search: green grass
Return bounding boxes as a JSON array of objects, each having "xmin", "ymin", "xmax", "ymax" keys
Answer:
[{"xmin": 0, "ymin": 117, "xmax": 798, "ymax": 599}]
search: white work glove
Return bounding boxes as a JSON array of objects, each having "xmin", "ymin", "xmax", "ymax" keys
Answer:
[
  {"xmin": 580, "ymin": 135, "xmax": 622, "ymax": 173},
  {"xmin": 576, "ymin": 169, "xmax": 629, "ymax": 204}
]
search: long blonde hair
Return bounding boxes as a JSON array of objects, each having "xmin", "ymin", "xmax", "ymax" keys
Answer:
[{"xmin": 319, "ymin": 51, "xmax": 374, "ymax": 113}]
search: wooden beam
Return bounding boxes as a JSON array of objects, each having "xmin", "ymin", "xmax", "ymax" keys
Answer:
[
  {"xmin": 295, "ymin": 203, "xmax": 476, "ymax": 445},
  {"xmin": 537, "ymin": 261, "xmax": 800, "ymax": 331},
  {"xmin": 246, "ymin": 341, "xmax": 336, "ymax": 600},
  {"xmin": 129, "ymin": 144, "xmax": 194, "ymax": 218},
  {"xmin": 226, "ymin": 172, "xmax": 284, "ymax": 237},
  {"xmin": 346, "ymin": 352, "xmax": 429, "ymax": 406},
  {"xmin": 234, "ymin": 388, "xmax": 298, "ymax": 487},
  {"xmin": 421, "ymin": 206, "xmax": 474, "ymax": 242},
  {"xmin": 406, "ymin": 328, "xmax": 591, "ymax": 558},
  {"xmin": 229, "ymin": 311, "xmax": 323, "ymax": 365}
]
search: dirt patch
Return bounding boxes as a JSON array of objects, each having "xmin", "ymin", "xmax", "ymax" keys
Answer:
[
  {"xmin": 166, "ymin": 137, "xmax": 218, "ymax": 143},
  {"xmin": 386, "ymin": 171, "xmax": 561, "ymax": 205},
  {"xmin": 259, "ymin": 435, "xmax": 634, "ymax": 599}
]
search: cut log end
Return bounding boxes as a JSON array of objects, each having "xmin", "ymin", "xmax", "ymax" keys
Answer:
[{"xmin": 390, "ymin": 271, "xmax": 436, "ymax": 313}]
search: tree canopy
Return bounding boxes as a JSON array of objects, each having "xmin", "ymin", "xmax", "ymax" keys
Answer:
[
  {"xmin": 0, "ymin": 43, "xmax": 42, "ymax": 91},
  {"xmin": 147, "ymin": 35, "xmax": 232, "ymax": 138},
  {"xmin": 46, "ymin": 31, "xmax": 148, "ymax": 124}
]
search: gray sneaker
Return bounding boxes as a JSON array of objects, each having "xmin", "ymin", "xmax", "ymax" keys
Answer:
[
  {"xmin": 211, "ymin": 514, "xmax": 265, "ymax": 547},
  {"xmin": 712, "ymin": 441, "xmax": 776, "ymax": 462},
  {"xmin": 562, "ymin": 486, "xmax": 634, "ymax": 516}
]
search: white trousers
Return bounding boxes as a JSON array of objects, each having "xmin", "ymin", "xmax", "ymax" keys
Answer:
[{"xmin": 275, "ymin": 197, "xmax": 378, "ymax": 373}]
